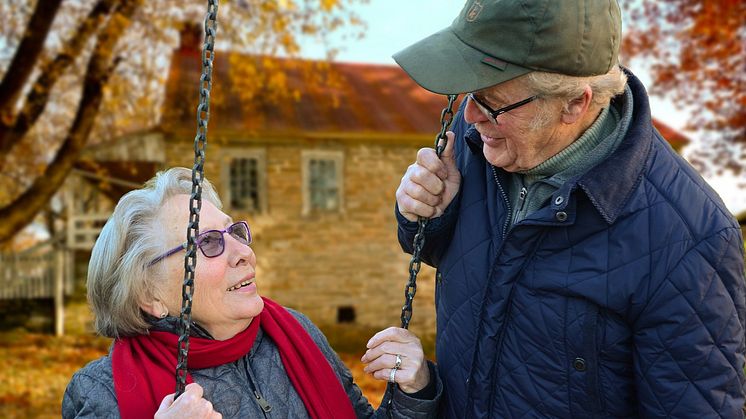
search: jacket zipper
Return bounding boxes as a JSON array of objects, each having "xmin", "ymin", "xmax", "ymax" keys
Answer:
[
  {"xmin": 487, "ymin": 166, "xmax": 552, "ymax": 415},
  {"xmin": 514, "ymin": 186, "xmax": 528, "ymax": 225},
  {"xmin": 466, "ymin": 166, "xmax": 513, "ymax": 411},
  {"xmin": 491, "ymin": 166, "xmax": 511, "ymax": 240},
  {"xmin": 242, "ymin": 359, "xmax": 273, "ymax": 414}
]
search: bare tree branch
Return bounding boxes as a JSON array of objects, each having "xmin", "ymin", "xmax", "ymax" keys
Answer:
[
  {"xmin": 0, "ymin": 0, "xmax": 142, "ymax": 244},
  {"xmin": 0, "ymin": 0, "xmax": 116, "ymax": 157},
  {"xmin": 0, "ymin": 0, "xmax": 63, "ymax": 115}
]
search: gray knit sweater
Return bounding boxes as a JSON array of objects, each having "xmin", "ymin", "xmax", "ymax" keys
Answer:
[{"xmin": 62, "ymin": 309, "xmax": 441, "ymax": 418}]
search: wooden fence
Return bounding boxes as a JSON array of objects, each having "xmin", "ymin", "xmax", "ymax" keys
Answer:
[{"xmin": 0, "ymin": 241, "xmax": 73, "ymax": 335}]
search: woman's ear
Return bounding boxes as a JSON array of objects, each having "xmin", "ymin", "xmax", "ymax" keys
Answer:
[
  {"xmin": 140, "ymin": 299, "xmax": 168, "ymax": 319},
  {"xmin": 561, "ymin": 85, "xmax": 593, "ymax": 124}
]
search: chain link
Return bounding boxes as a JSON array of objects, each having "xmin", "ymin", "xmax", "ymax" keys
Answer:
[
  {"xmin": 386, "ymin": 94, "xmax": 457, "ymax": 417},
  {"xmin": 175, "ymin": 0, "xmax": 219, "ymax": 399},
  {"xmin": 399, "ymin": 93, "xmax": 457, "ymax": 330}
]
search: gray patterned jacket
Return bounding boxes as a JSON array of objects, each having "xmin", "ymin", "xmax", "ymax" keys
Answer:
[{"xmin": 62, "ymin": 309, "xmax": 441, "ymax": 418}]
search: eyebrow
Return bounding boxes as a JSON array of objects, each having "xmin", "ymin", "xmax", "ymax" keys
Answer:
[
  {"xmin": 479, "ymin": 90, "xmax": 508, "ymax": 106},
  {"xmin": 197, "ymin": 217, "xmax": 234, "ymax": 235}
]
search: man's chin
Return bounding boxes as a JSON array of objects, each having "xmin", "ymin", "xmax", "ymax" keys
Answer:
[{"xmin": 483, "ymin": 153, "xmax": 523, "ymax": 173}]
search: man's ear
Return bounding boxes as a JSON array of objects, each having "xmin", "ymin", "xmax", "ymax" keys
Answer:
[
  {"xmin": 561, "ymin": 85, "xmax": 593, "ymax": 124},
  {"xmin": 140, "ymin": 299, "xmax": 168, "ymax": 318}
]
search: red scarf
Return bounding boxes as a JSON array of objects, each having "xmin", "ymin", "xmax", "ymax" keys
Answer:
[{"xmin": 112, "ymin": 297, "xmax": 355, "ymax": 418}]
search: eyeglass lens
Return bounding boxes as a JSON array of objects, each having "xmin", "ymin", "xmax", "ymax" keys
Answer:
[
  {"xmin": 228, "ymin": 222, "xmax": 251, "ymax": 245},
  {"xmin": 198, "ymin": 222, "xmax": 251, "ymax": 258},
  {"xmin": 472, "ymin": 97, "xmax": 495, "ymax": 123}
]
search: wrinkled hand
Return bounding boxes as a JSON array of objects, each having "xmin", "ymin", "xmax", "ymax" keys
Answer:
[
  {"xmin": 155, "ymin": 383, "xmax": 222, "ymax": 419},
  {"xmin": 396, "ymin": 131, "xmax": 461, "ymax": 222},
  {"xmin": 361, "ymin": 327, "xmax": 430, "ymax": 394}
]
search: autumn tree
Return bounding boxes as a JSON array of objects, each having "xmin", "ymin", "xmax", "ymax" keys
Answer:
[
  {"xmin": 621, "ymin": 0, "xmax": 746, "ymax": 175},
  {"xmin": 0, "ymin": 0, "xmax": 363, "ymax": 244}
]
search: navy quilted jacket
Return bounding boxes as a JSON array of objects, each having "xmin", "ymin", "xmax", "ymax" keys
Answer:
[{"xmin": 397, "ymin": 71, "xmax": 746, "ymax": 418}]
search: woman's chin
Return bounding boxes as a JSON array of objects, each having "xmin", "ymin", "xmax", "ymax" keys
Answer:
[{"xmin": 243, "ymin": 294, "xmax": 265, "ymax": 317}]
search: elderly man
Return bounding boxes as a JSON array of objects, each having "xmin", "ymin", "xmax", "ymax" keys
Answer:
[{"xmin": 393, "ymin": 0, "xmax": 746, "ymax": 417}]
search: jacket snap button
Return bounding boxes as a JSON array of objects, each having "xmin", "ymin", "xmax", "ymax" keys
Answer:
[
  {"xmin": 554, "ymin": 196, "xmax": 564, "ymax": 205},
  {"xmin": 555, "ymin": 211, "xmax": 568, "ymax": 222},
  {"xmin": 573, "ymin": 357, "xmax": 586, "ymax": 371}
]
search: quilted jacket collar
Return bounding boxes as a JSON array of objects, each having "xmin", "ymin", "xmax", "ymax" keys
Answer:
[
  {"xmin": 577, "ymin": 70, "xmax": 653, "ymax": 224},
  {"xmin": 464, "ymin": 69, "xmax": 653, "ymax": 225}
]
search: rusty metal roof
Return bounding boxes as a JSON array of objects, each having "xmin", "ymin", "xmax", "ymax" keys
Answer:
[
  {"xmin": 161, "ymin": 48, "xmax": 688, "ymax": 147},
  {"xmin": 162, "ymin": 51, "xmax": 460, "ymax": 139}
]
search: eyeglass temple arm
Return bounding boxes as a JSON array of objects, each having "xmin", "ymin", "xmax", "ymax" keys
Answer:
[{"xmin": 148, "ymin": 243, "xmax": 188, "ymax": 267}]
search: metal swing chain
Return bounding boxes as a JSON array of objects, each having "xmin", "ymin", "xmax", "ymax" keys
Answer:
[
  {"xmin": 385, "ymin": 93, "xmax": 458, "ymax": 416},
  {"xmin": 399, "ymin": 93, "xmax": 457, "ymax": 330},
  {"xmin": 175, "ymin": 0, "xmax": 219, "ymax": 398}
]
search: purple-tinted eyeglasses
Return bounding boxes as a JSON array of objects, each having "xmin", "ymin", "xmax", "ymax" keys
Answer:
[{"xmin": 148, "ymin": 221, "xmax": 252, "ymax": 266}]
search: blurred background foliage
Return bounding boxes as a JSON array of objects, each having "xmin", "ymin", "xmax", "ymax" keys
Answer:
[{"xmin": 621, "ymin": 0, "xmax": 745, "ymax": 177}]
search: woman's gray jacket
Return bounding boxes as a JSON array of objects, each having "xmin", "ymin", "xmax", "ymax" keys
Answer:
[{"xmin": 62, "ymin": 309, "xmax": 441, "ymax": 418}]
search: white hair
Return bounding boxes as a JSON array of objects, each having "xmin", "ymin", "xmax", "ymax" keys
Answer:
[
  {"xmin": 87, "ymin": 167, "xmax": 222, "ymax": 338},
  {"xmin": 523, "ymin": 65, "xmax": 628, "ymax": 129}
]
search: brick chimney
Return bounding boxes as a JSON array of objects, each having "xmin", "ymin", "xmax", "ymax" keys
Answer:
[{"xmin": 178, "ymin": 22, "xmax": 203, "ymax": 57}]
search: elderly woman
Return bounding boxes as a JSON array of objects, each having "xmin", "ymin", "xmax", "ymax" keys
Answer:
[{"xmin": 62, "ymin": 167, "xmax": 440, "ymax": 418}]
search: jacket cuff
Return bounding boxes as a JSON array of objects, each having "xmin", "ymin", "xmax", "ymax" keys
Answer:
[
  {"xmin": 390, "ymin": 361, "xmax": 442, "ymax": 417},
  {"xmin": 402, "ymin": 361, "xmax": 438, "ymax": 400},
  {"xmin": 395, "ymin": 197, "xmax": 460, "ymax": 236}
]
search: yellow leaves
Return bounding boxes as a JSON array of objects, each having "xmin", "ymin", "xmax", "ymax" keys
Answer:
[
  {"xmin": 320, "ymin": 0, "xmax": 340, "ymax": 12},
  {"xmin": 267, "ymin": 71, "xmax": 288, "ymax": 92},
  {"xmin": 0, "ymin": 329, "xmax": 110, "ymax": 417}
]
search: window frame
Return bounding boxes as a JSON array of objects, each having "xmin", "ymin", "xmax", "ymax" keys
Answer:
[
  {"xmin": 220, "ymin": 148, "xmax": 267, "ymax": 214},
  {"xmin": 301, "ymin": 149, "xmax": 344, "ymax": 215}
]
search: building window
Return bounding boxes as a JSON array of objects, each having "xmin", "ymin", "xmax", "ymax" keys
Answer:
[
  {"xmin": 221, "ymin": 149, "xmax": 266, "ymax": 213},
  {"xmin": 302, "ymin": 150, "xmax": 343, "ymax": 214},
  {"xmin": 337, "ymin": 306, "xmax": 356, "ymax": 323},
  {"xmin": 230, "ymin": 158, "xmax": 259, "ymax": 211}
]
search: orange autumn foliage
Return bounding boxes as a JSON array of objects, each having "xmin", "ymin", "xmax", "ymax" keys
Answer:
[{"xmin": 621, "ymin": 0, "xmax": 746, "ymax": 173}]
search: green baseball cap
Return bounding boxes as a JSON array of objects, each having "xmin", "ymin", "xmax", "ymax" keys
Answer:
[{"xmin": 393, "ymin": 0, "xmax": 621, "ymax": 94}]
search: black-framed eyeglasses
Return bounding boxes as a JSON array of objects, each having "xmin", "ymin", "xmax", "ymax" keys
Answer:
[
  {"xmin": 148, "ymin": 221, "xmax": 252, "ymax": 266},
  {"xmin": 467, "ymin": 92, "xmax": 538, "ymax": 125}
]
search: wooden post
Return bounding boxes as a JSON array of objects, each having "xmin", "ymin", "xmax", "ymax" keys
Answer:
[{"xmin": 54, "ymin": 247, "xmax": 64, "ymax": 336}]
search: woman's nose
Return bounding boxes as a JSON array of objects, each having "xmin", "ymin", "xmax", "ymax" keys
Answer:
[
  {"xmin": 227, "ymin": 235, "xmax": 255, "ymax": 267},
  {"xmin": 464, "ymin": 96, "xmax": 489, "ymax": 124}
]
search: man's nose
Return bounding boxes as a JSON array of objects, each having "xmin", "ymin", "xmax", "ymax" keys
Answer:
[{"xmin": 464, "ymin": 96, "xmax": 489, "ymax": 124}]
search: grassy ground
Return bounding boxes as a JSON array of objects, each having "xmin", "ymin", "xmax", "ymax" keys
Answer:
[{"xmin": 0, "ymin": 302, "xmax": 388, "ymax": 418}]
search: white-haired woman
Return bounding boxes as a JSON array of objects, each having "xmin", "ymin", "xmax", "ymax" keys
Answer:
[{"xmin": 63, "ymin": 167, "xmax": 440, "ymax": 419}]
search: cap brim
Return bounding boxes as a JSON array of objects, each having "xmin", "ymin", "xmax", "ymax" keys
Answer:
[{"xmin": 393, "ymin": 27, "xmax": 531, "ymax": 95}]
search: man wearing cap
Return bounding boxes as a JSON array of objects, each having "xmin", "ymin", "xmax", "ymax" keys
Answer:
[{"xmin": 393, "ymin": 0, "xmax": 746, "ymax": 417}]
